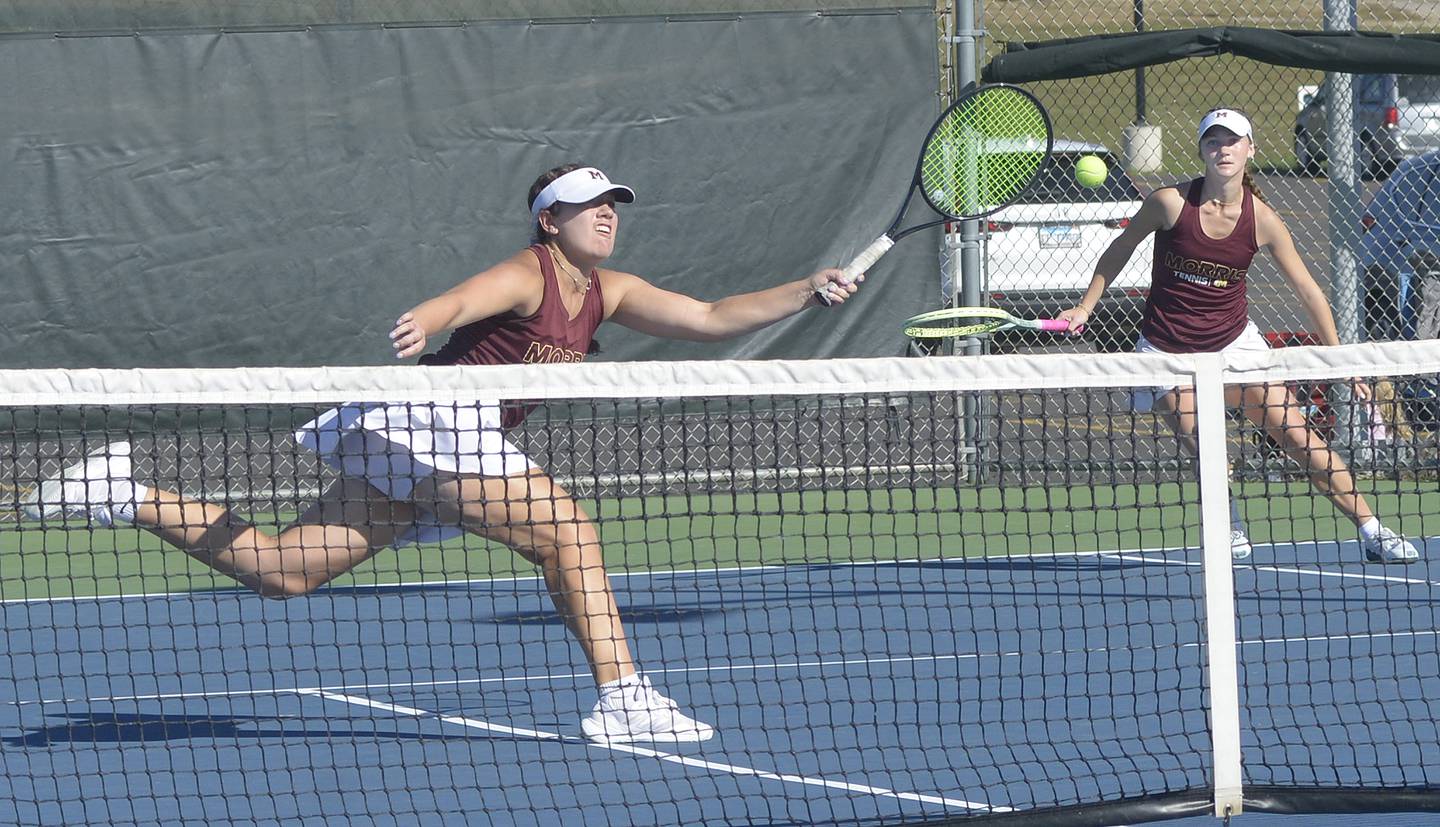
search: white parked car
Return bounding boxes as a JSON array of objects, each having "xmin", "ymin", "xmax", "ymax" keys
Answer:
[{"xmin": 981, "ymin": 141, "xmax": 1152, "ymax": 352}]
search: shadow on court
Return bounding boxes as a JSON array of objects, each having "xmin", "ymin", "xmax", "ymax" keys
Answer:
[{"xmin": 4, "ymin": 711, "xmax": 477, "ymax": 748}]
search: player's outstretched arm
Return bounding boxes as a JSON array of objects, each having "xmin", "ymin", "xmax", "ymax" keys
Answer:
[{"xmin": 605, "ymin": 267, "xmax": 859, "ymax": 342}]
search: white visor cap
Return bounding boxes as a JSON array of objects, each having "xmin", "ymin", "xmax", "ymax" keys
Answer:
[
  {"xmin": 1197, "ymin": 109, "xmax": 1253, "ymax": 142},
  {"xmin": 529, "ymin": 167, "xmax": 635, "ymax": 219}
]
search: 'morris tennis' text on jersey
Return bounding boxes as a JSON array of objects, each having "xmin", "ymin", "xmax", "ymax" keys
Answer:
[
  {"xmin": 421, "ymin": 243, "xmax": 604, "ymax": 427},
  {"xmin": 1140, "ymin": 178, "xmax": 1258, "ymax": 352}
]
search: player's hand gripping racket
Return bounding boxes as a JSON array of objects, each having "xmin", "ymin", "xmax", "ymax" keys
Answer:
[
  {"xmin": 819, "ymin": 84, "xmax": 1053, "ymax": 305},
  {"xmin": 902, "ymin": 306, "xmax": 1076, "ymax": 339}
]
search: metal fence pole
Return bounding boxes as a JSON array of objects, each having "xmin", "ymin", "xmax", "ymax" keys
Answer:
[
  {"xmin": 954, "ymin": 0, "xmax": 981, "ymax": 335},
  {"xmin": 1325, "ymin": 0, "xmax": 1362, "ymax": 344},
  {"xmin": 950, "ymin": 0, "xmax": 990, "ymax": 482}
]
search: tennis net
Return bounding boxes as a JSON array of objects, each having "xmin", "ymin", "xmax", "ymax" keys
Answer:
[{"xmin": 1, "ymin": 341, "xmax": 1438, "ymax": 826}]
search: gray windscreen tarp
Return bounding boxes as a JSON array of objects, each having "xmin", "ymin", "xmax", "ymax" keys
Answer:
[
  {"xmin": 1, "ymin": 10, "xmax": 939, "ymax": 368},
  {"xmin": 0, "ymin": 2, "xmax": 923, "ymax": 33}
]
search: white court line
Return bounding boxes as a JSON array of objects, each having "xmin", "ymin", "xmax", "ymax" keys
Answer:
[
  {"xmin": 4, "ymin": 529, "xmax": 1433, "ymax": 606},
  {"xmin": 0, "ymin": 542, "xmax": 1222, "ymax": 606},
  {"xmin": 300, "ymin": 688, "xmax": 1004, "ymax": 814},
  {"xmin": 1108, "ymin": 547, "xmax": 1440, "ymax": 587},
  {"xmin": 8, "ymin": 543, "xmax": 1018, "ymax": 606}
]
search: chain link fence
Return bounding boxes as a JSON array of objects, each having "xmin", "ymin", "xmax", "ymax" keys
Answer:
[
  {"xmin": 929, "ymin": 1, "xmax": 1440, "ymax": 473},
  {"xmin": 931, "ymin": 1, "xmax": 1435, "ymax": 484},
  {"xmin": 933, "ymin": 0, "xmax": 1440, "ymax": 351}
]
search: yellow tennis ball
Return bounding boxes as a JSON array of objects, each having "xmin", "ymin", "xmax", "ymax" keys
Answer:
[{"xmin": 1075, "ymin": 155, "xmax": 1108, "ymax": 188}]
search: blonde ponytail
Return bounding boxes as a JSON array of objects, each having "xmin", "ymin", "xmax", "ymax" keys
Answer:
[{"xmin": 1241, "ymin": 168, "xmax": 1268, "ymax": 205}]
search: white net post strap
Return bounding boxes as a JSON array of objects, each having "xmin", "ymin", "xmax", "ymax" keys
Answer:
[{"xmin": 1194, "ymin": 352, "xmax": 1245, "ymax": 818}]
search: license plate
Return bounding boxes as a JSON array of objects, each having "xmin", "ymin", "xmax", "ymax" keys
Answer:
[{"xmin": 1038, "ymin": 225, "xmax": 1082, "ymax": 249}]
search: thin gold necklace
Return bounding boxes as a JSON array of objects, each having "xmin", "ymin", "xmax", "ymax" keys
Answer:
[
  {"xmin": 548, "ymin": 243, "xmax": 591, "ymax": 293},
  {"xmin": 1207, "ymin": 188, "xmax": 1243, "ymax": 207}
]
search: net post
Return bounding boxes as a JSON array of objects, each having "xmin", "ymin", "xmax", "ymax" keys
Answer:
[{"xmin": 1194, "ymin": 352, "xmax": 1244, "ymax": 817}]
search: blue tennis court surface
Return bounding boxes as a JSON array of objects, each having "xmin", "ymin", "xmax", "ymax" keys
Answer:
[{"xmin": 2, "ymin": 536, "xmax": 1437, "ymax": 826}]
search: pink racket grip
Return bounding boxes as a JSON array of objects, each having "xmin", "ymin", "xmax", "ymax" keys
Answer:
[{"xmin": 1036, "ymin": 319, "xmax": 1082, "ymax": 334}]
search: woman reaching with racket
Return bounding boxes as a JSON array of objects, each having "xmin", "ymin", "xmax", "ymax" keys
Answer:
[
  {"xmin": 22, "ymin": 162, "xmax": 862, "ymax": 743},
  {"xmin": 1058, "ymin": 107, "xmax": 1419, "ymax": 564}
]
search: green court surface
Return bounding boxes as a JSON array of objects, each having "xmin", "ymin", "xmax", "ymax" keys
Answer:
[{"xmin": 4, "ymin": 480, "xmax": 1435, "ymax": 600}]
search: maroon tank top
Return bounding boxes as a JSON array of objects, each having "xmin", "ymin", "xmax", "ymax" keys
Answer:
[
  {"xmin": 1140, "ymin": 179, "xmax": 1258, "ymax": 352},
  {"xmin": 420, "ymin": 244, "xmax": 605, "ymax": 427}
]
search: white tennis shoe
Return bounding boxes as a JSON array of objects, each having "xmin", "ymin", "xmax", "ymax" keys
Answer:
[
  {"xmin": 1230, "ymin": 529, "xmax": 1253, "ymax": 561},
  {"xmin": 580, "ymin": 675, "xmax": 714, "ymax": 744},
  {"xmin": 1363, "ymin": 526, "xmax": 1420, "ymax": 564},
  {"xmin": 20, "ymin": 442, "xmax": 134, "ymax": 527}
]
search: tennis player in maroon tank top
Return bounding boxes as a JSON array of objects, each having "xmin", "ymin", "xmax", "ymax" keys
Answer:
[
  {"xmin": 34, "ymin": 162, "xmax": 866, "ymax": 744},
  {"xmin": 1058, "ymin": 108, "xmax": 1419, "ymax": 565}
]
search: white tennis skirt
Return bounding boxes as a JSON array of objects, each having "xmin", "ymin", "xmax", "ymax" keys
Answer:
[
  {"xmin": 1130, "ymin": 320, "xmax": 1269, "ymax": 412},
  {"xmin": 295, "ymin": 401, "xmax": 537, "ymax": 547}
]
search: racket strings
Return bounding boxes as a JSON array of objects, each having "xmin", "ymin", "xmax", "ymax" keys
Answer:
[
  {"xmin": 920, "ymin": 86, "xmax": 1049, "ymax": 216},
  {"xmin": 903, "ymin": 317, "xmax": 1008, "ymax": 338}
]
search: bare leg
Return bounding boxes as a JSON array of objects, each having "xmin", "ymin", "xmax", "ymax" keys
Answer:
[
  {"xmin": 132, "ymin": 477, "xmax": 416, "ymax": 597},
  {"xmin": 1235, "ymin": 382, "xmax": 1373, "ymax": 525},
  {"xmin": 132, "ymin": 465, "xmax": 635, "ymax": 678},
  {"xmin": 415, "ymin": 471, "xmax": 636, "ymax": 687},
  {"xmin": 1154, "ymin": 383, "xmax": 1373, "ymax": 526}
]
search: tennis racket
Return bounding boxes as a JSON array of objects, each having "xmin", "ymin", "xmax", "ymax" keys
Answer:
[
  {"xmin": 819, "ymin": 83, "xmax": 1053, "ymax": 305},
  {"xmin": 903, "ymin": 306, "xmax": 1075, "ymax": 338}
]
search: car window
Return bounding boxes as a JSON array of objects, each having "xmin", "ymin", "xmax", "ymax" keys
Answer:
[
  {"xmin": 1400, "ymin": 75, "xmax": 1440, "ymax": 104},
  {"xmin": 1357, "ymin": 74, "xmax": 1394, "ymax": 105},
  {"xmin": 1021, "ymin": 153, "xmax": 1142, "ymax": 204}
]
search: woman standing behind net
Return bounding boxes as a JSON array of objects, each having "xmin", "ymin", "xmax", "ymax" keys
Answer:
[
  {"xmin": 1058, "ymin": 108, "xmax": 1419, "ymax": 565},
  {"xmin": 22, "ymin": 162, "xmax": 864, "ymax": 742}
]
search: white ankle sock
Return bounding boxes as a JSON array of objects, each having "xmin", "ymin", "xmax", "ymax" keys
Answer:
[
  {"xmin": 600, "ymin": 672, "xmax": 643, "ymax": 690},
  {"xmin": 598, "ymin": 672, "xmax": 644, "ymax": 704},
  {"xmin": 1359, "ymin": 517, "xmax": 1382, "ymax": 540}
]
